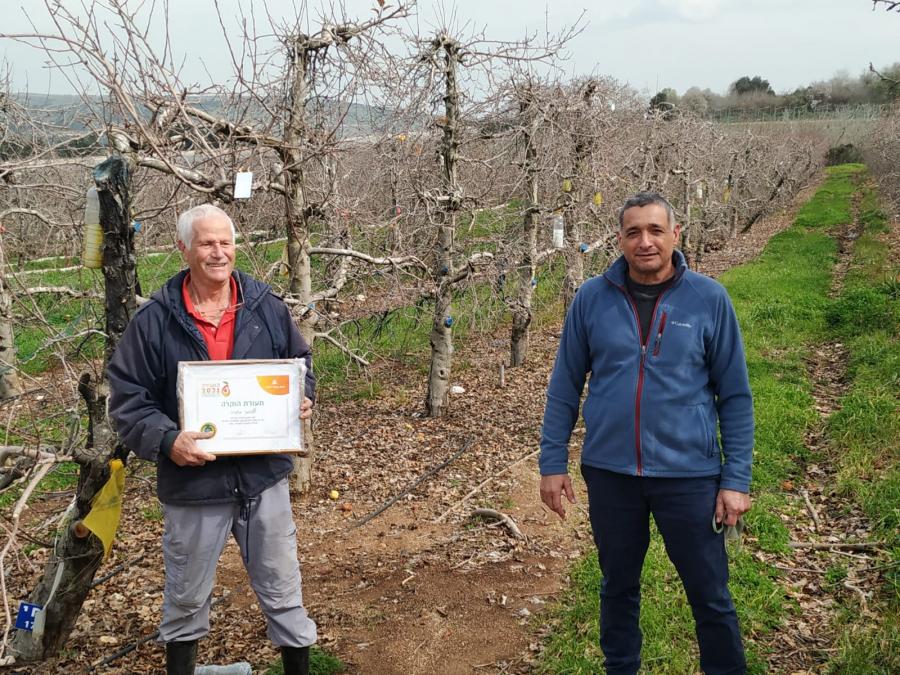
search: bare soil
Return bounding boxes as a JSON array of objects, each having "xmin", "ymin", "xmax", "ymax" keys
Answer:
[{"xmin": 9, "ymin": 178, "xmax": 879, "ymax": 675}]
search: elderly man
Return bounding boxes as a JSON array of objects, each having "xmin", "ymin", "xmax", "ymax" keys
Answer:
[
  {"xmin": 108, "ymin": 204, "xmax": 316, "ymax": 675},
  {"xmin": 539, "ymin": 192, "xmax": 753, "ymax": 674}
]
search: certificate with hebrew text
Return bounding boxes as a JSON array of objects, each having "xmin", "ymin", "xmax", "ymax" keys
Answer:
[{"xmin": 177, "ymin": 359, "xmax": 306, "ymax": 455}]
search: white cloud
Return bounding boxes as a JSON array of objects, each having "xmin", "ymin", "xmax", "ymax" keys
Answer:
[
  {"xmin": 658, "ymin": 0, "xmax": 724, "ymax": 20},
  {"xmin": 3, "ymin": 0, "xmax": 898, "ymax": 96}
]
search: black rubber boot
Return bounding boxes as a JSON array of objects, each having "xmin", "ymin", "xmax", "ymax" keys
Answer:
[
  {"xmin": 165, "ymin": 640, "xmax": 198, "ymax": 675},
  {"xmin": 281, "ymin": 645, "xmax": 310, "ymax": 675}
]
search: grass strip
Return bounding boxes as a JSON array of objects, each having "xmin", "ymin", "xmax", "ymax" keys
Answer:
[{"xmin": 820, "ymin": 179, "xmax": 899, "ymax": 674}]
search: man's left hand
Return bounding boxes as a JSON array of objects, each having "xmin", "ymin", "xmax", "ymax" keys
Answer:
[
  {"xmin": 300, "ymin": 396, "xmax": 313, "ymax": 420},
  {"xmin": 715, "ymin": 489, "xmax": 751, "ymax": 527}
]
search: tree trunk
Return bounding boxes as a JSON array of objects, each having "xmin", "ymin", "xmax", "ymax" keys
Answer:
[
  {"xmin": 510, "ymin": 92, "xmax": 539, "ymax": 367},
  {"xmin": 425, "ymin": 37, "xmax": 460, "ymax": 418},
  {"xmin": 282, "ymin": 37, "xmax": 316, "ymax": 492},
  {"xmin": 427, "ymin": 215, "xmax": 454, "ymax": 416},
  {"xmin": 324, "ymin": 155, "xmax": 350, "ymax": 296},
  {"xmin": 561, "ymin": 83, "xmax": 595, "ymax": 311},
  {"xmin": 681, "ymin": 172, "xmax": 693, "ymax": 268},
  {"xmin": 11, "ymin": 155, "xmax": 136, "ymax": 662},
  {"xmin": 562, "ymin": 207, "xmax": 583, "ymax": 311},
  {"xmin": 0, "ymin": 232, "xmax": 22, "ymax": 399},
  {"xmin": 694, "ymin": 198, "xmax": 707, "ymax": 267},
  {"xmin": 96, "ymin": 157, "xmax": 139, "ymax": 360}
]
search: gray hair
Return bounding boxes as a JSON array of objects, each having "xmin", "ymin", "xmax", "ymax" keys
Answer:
[
  {"xmin": 618, "ymin": 192, "xmax": 676, "ymax": 230},
  {"xmin": 176, "ymin": 204, "xmax": 236, "ymax": 250}
]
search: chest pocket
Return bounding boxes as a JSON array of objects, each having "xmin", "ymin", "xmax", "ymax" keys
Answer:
[
  {"xmin": 587, "ymin": 301, "xmax": 638, "ymax": 378},
  {"xmin": 650, "ymin": 305, "xmax": 704, "ymax": 367}
]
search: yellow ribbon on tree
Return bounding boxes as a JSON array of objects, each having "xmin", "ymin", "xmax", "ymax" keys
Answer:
[{"xmin": 82, "ymin": 459, "xmax": 126, "ymax": 558}]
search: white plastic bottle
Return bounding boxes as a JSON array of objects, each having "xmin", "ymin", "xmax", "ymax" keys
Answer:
[
  {"xmin": 551, "ymin": 213, "xmax": 565, "ymax": 249},
  {"xmin": 83, "ymin": 187, "xmax": 103, "ymax": 269}
]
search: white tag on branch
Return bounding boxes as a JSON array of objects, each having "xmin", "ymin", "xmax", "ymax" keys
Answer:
[{"xmin": 234, "ymin": 172, "xmax": 253, "ymax": 199}]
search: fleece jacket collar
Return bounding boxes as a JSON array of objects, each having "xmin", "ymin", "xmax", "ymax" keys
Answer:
[{"xmin": 603, "ymin": 248, "xmax": 689, "ymax": 289}]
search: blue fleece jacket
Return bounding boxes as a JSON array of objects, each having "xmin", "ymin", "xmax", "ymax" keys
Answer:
[{"xmin": 539, "ymin": 250, "xmax": 754, "ymax": 493}]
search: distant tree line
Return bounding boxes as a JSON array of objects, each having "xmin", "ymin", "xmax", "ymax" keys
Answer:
[{"xmin": 650, "ymin": 64, "xmax": 900, "ymax": 118}]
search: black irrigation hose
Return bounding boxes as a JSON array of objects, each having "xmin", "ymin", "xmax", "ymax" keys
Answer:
[
  {"xmin": 352, "ymin": 436, "xmax": 475, "ymax": 528},
  {"xmin": 89, "ymin": 553, "xmax": 147, "ymax": 589},
  {"xmin": 87, "ymin": 593, "xmax": 229, "ymax": 672}
]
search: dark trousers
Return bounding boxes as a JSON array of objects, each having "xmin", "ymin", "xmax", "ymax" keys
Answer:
[{"xmin": 580, "ymin": 465, "xmax": 746, "ymax": 675}]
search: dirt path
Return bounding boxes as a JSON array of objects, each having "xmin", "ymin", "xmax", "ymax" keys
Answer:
[{"xmin": 7, "ymin": 182, "xmax": 834, "ymax": 674}]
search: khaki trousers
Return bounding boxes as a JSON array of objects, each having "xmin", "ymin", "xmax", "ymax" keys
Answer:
[{"xmin": 158, "ymin": 478, "xmax": 317, "ymax": 647}]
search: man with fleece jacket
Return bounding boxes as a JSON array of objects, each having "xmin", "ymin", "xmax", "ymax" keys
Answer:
[{"xmin": 539, "ymin": 192, "xmax": 753, "ymax": 675}]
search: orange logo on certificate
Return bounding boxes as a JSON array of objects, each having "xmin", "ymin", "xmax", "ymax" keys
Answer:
[{"xmin": 257, "ymin": 375, "xmax": 290, "ymax": 395}]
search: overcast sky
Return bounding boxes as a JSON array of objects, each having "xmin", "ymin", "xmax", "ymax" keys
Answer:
[{"xmin": 2, "ymin": 0, "xmax": 897, "ymax": 97}]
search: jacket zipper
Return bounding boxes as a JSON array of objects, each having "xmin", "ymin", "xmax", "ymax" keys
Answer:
[
  {"xmin": 652, "ymin": 311, "xmax": 668, "ymax": 356},
  {"xmin": 617, "ymin": 288, "xmax": 669, "ymax": 477}
]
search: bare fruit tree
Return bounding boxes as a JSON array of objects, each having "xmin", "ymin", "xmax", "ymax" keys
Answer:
[
  {"xmin": 865, "ymin": 101, "xmax": 900, "ymax": 208},
  {"xmin": 508, "ymin": 81, "xmax": 543, "ymax": 367},
  {"xmin": 1, "ymin": 154, "xmax": 137, "ymax": 664},
  {"xmin": 872, "ymin": 1, "xmax": 900, "ymax": 12},
  {"xmin": 403, "ymin": 22, "xmax": 580, "ymax": 416},
  {"xmin": 4, "ymin": 0, "xmax": 418, "ymax": 490}
]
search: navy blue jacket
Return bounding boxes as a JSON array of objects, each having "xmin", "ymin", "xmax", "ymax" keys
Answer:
[
  {"xmin": 539, "ymin": 250, "xmax": 754, "ymax": 493},
  {"xmin": 108, "ymin": 270, "xmax": 315, "ymax": 505}
]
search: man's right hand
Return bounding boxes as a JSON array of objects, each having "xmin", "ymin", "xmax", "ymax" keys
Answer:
[
  {"xmin": 540, "ymin": 473, "xmax": 576, "ymax": 520},
  {"xmin": 168, "ymin": 431, "xmax": 217, "ymax": 467}
]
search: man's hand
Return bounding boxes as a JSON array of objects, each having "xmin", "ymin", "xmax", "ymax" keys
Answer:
[
  {"xmin": 169, "ymin": 431, "xmax": 217, "ymax": 467},
  {"xmin": 715, "ymin": 488, "xmax": 751, "ymax": 527},
  {"xmin": 540, "ymin": 474, "xmax": 576, "ymax": 520},
  {"xmin": 300, "ymin": 396, "xmax": 313, "ymax": 421}
]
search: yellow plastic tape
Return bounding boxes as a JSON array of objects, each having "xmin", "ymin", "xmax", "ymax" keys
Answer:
[{"xmin": 82, "ymin": 459, "xmax": 125, "ymax": 558}]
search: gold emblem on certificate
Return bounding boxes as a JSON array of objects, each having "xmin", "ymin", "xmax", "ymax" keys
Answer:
[{"xmin": 177, "ymin": 359, "xmax": 307, "ymax": 455}]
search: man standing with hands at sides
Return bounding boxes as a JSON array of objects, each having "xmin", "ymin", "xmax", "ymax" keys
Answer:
[
  {"xmin": 108, "ymin": 204, "xmax": 317, "ymax": 675},
  {"xmin": 539, "ymin": 192, "xmax": 753, "ymax": 674}
]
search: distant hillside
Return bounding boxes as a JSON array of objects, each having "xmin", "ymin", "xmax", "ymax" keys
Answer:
[{"xmin": 9, "ymin": 92, "xmax": 394, "ymax": 139}]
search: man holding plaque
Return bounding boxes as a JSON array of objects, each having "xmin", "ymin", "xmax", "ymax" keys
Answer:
[
  {"xmin": 538, "ymin": 193, "xmax": 753, "ymax": 674},
  {"xmin": 108, "ymin": 204, "xmax": 316, "ymax": 675}
]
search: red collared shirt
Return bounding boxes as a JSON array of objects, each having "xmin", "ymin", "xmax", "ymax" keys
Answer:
[{"xmin": 182, "ymin": 273, "xmax": 238, "ymax": 360}]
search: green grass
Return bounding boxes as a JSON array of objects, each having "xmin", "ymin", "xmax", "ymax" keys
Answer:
[
  {"xmin": 458, "ymin": 201, "xmax": 523, "ymax": 242},
  {"xmin": 538, "ymin": 165, "xmax": 874, "ymax": 672},
  {"xmin": 792, "ymin": 164, "xmax": 860, "ymax": 230},
  {"xmin": 314, "ymin": 235, "xmax": 570, "ymax": 400},
  {"xmin": 12, "ymin": 205, "xmax": 533, "ymax": 388},
  {"xmin": 825, "ymin": 178, "xmax": 898, "ymax": 534},
  {"xmin": 0, "ymin": 461, "xmax": 80, "ymax": 509},
  {"xmin": 263, "ymin": 646, "xmax": 344, "ymax": 675},
  {"xmin": 538, "ymin": 536, "xmax": 782, "ymax": 674},
  {"xmin": 141, "ymin": 503, "xmax": 163, "ymax": 522},
  {"xmin": 818, "ymin": 178, "xmax": 899, "ymax": 672}
]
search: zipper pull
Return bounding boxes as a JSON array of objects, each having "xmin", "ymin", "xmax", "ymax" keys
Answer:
[
  {"xmin": 653, "ymin": 312, "xmax": 668, "ymax": 357},
  {"xmin": 641, "ymin": 344, "xmax": 647, "ymax": 363}
]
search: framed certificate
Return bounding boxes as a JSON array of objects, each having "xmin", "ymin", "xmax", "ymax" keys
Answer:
[{"xmin": 177, "ymin": 359, "xmax": 307, "ymax": 456}]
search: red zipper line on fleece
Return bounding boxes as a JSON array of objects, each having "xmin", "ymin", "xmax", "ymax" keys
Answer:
[
  {"xmin": 652, "ymin": 311, "xmax": 668, "ymax": 356},
  {"xmin": 611, "ymin": 283, "xmax": 671, "ymax": 477}
]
